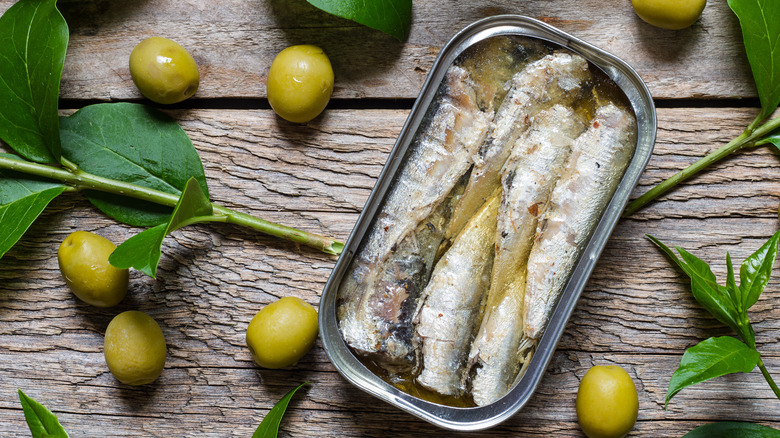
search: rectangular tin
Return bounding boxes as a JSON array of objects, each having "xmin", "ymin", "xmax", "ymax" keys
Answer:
[{"xmin": 319, "ymin": 15, "xmax": 656, "ymax": 431}]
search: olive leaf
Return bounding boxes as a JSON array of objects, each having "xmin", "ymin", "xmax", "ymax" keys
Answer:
[
  {"xmin": 0, "ymin": 0, "xmax": 68, "ymax": 163},
  {"xmin": 739, "ymin": 229, "xmax": 780, "ymax": 311},
  {"xmin": 647, "ymin": 235, "xmax": 743, "ymax": 336},
  {"xmin": 0, "ymin": 155, "xmax": 66, "ymax": 259},
  {"xmin": 683, "ymin": 421, "xmax": 780, "ymax": 437},
  {"xmin": 725, "ymin": 252, "xmax": 741, "ymax": 309},
  {"xmin": 60, "ymin": 103, "xmax": 208, "ymax": 227},
  {"xmin": 759, "ymin": 128, "xmax": 780, "ymax": 150},
  {"xmin": 109, "ymin": 177, "xmax": 214, "ymax": 278},
  {"xmin": 666, "ymin": 336, "xmax": 760, "ymax": 407},
  {"xmin": 252, "ymin": 382, "xmax": 309, "ymax": 438},
  {"xmin": 727, "ymin": 0, "xmax": 780, "ymax": 119},
  {"xmin": 108, "ymin": 223, "xmax": 167, "ymax": 278},
  {"xmin": 18, "ymin": 390, "xmax": 70, "ymax": 438},
  {"xmin": 306, "ymin": 0, "xmax": 411, "ymax": 41}
]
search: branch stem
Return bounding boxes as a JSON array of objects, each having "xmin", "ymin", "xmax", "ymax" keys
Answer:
[
  {"xmin": 623, "ymin": 115, "xmax": 780, "ymax": 217},
  {"xmin": 0, "ymin": 156, "xmax": 344, "ymax": 255},
  {"xmin": 757, "ymin": 358, "xmax": 780, "ymax": 401},
  {"xmin": 211, "ymin": 206, "xmax": 344, "ymax": 255}
]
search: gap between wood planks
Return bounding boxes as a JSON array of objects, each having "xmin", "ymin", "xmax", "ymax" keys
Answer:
[{"xmin": 58, "ymin": 97, "xmax": 763, "ymax": 111}]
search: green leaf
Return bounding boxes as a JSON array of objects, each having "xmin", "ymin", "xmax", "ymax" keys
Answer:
[
  {"xmin": 727, "ymin": 0, "xmax": 780, "ymax": 119},
  {"xmin": 683, "ymin": 422, "xmax": 780, "ymax": 437},
  {"xmin": 647, "ymin": 235, "xmax": 742, "ymax": 334},
  {"xmin": 739, "ymin": 230, "xmax": 780, "ymax": 310},
  {"xmin": 109, "ymin": 177, "xmax": 213, "ymax": 278},
  {"xmin": 252, "ymin": 382, "xmax": 309, "ymax": 438},
  {"xmin": 165, "ymin": 177, "xmax": 214, "ymax": 233},
  {"xmin": 306, "ymin": 0, "xmax": 411, "ymax": 41},
  {"xmin": 0, "ymin": 158, "xmax": 66, "ymax": 259},
  {"xmin": 60, "ymin": 103, "xmax": 208, "ymax": 227},
  {"xmin": 18, "ymin": 390, "xmax": 70, "ymax": 438},
  {"xmin": 676, "ymin": 247, "xmax": 739, "ymax": 321},
  {"xmin": 725, "ymin": 252, "xmax": 741, "ymax": 307},
  {"xmin": 666, "ymin": 336, "xmax": 759, "ymax": 407},
  {"xmin": 108, "ymin": 223, "xmax": 167, "ymax": 278},
  {"xmin": 762, "ymin": 127, "xmax": 780, "ymax": 150},
  {"xmin": 0, "ymin": 0, "xmax": 68, "ymax": 163}
]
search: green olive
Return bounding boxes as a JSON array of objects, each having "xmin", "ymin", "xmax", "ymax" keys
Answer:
[
  {"xmin": 267, "ymin": 45, "xmax": 334, "ymax": 123},
  {"xmin": 129, "ymin": 37, "xmax": 200, "ymax": 104},
  {"xmin": 104, "ymin": 311, "xmax": 167, "ymax": 385},
  {"xmin": 58, "ymin": 231, "xmax": 128, "ymax": 307},
  {"xmin": 246, "ymin": 297, "xmax": 319, "ymax": 369},
  {"xmin": 576, "ymin": 365, "xmax": 639, "ymax": 438},
  {"xmin": 631, "ymin": 0, "xmax": 706, "ymax": 30}
]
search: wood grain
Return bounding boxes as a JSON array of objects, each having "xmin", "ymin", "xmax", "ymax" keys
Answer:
[
  {"xmin": 2, "ymin": 0, "xmax": 779, "ymax": 434},
  {"xmin": 0, "ymin": 0, "xmax": 756, "ymax": 101},
  {"xmin": 2, "ymin": 106, "xmax": 780, "ymax": 436}
]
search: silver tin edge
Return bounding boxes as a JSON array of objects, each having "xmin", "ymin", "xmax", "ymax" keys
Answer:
[{"xmin": 319, "ymin": 14, "xmax": 657, "ymax": 431}]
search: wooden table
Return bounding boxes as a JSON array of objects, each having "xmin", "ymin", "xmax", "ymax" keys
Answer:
[{"xmin": 1, "ymin": 0, "xmax": 779, "ymax": 436}]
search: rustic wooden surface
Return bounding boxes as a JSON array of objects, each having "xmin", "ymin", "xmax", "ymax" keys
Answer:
[{"xmin": 1, "ymin": 0, "xmax": 779, "ymax": 436}]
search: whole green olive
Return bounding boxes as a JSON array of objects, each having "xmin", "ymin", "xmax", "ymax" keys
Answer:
[
  {"xmin": 246, "ymin": 297, "xmax": 319, "ymax": 369},
  {"xmin": 58, "ymin": 231, "xmax": 128, "ymax": 307},
  {"xmin": 576, "ymin": 365, "xmax": 639, "ymax": 438},
  {"xmin": 129, "ymin": 37, "xmax": 200, "ymax": 104},
  {"xmin": 631, "ymin": 0, "xmax": 706, "ymax": 30},
  {"xmin": 267, "ymin": 45, "xmax": 334, "ymax": 123},
  {"xmin": 104, "ymin": 311, "xmax": 167, "ymax": 385}
]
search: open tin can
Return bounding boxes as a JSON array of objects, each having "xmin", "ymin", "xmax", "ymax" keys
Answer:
[{"xmin": 319, "ymin": 15, "xmax": 656, "ymax": 431}]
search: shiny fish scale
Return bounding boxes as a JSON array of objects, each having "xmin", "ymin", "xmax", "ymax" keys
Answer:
[
  {"xmin": 468, "ymin": 276, "xmax": 533, "ymax": 407},
  {"xmin": 524, "ymin": 102, "xmax": 637, "ymax": 340},
  {"xmin": 490, "ymin": 105, "xmax": 586, "ymax": 307},
  {"xmin": 467, "ymin": 105, "xmax": 586, "ymax": 406},
  {"xmin": 446, "ymin": 51, "xmax": 591, "ymax": 240},
  {"xmin": 337, "ymin": 66, "xmax": 492, "ymax": 368},
  {"xmin": 414, "ymin": 191, "xmax": 500, "ymax": 396}
]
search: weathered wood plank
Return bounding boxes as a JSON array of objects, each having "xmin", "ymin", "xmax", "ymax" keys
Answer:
[
  {"xmin": 1, "ymin": 352, "xmax": 778, "ymax": 436},
  {"xmin": 0, "ymin": 0, "xmax": 755, "ymax": 101},
  {"xmin": 177, "ymin": 109, "xmax": 399, "ymax": 214},
  {"xmin": 147, "ymin": 108, "xmax": 780, "ymax": 218},
  {"xmin": 2, "ymin": 204, "xmax": 779, "ymax": 358},
  {"xmin": 2, "ymin": 106, "xmax": 780, "ymax": 436}
]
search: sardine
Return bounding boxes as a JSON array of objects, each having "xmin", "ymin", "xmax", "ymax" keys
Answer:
[
  {"xmin": 446, "ymin": 51, "xmax": 591, "ymax": 240},
  {"xmin": 467, "ymin": 274, "xmax": 534, "ymax": 406},
  {"xmin": 337, "ymin": 65, "xmax": 491, "ymax": 369},
  {"xmin": 356, "ymin": 178, "xmax": 465, "ymax": 369},
  {"xmin": 467, "ymin": 105, "xmax": 586, "ymax": 406},
  {"xmin": 524, "ymin": 102, "xmax": 637, "ymax": 339},
  {"xmin": 414, "ymin": 190, "xmax": 500, "ymax": 396}
]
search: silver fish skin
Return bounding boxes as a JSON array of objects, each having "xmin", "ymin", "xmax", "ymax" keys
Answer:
[
  {"xmin": 338, "ymin": 66, "xmax": 491, "ymax": 367},
  {"xmin": 445, "ymin": 51, "xmax": 591, "ymax": 239},
  {"xmin": 466, "ymin": 105, "xmax": 586, "ymax": 406},
  {"xmin": 491, "ymin": 104, "xmax": 586, "ymax": 301},
  {"xmin": 524, "ymin": 102, "xmax": 637, "ymax": 340},
  {"xmin": 414, "ymin": 191, "xmax": 500, "ymax": 396},
  {"xmin": 468, "ymin": 275, "xmax": 534, "ymax": 406}
]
